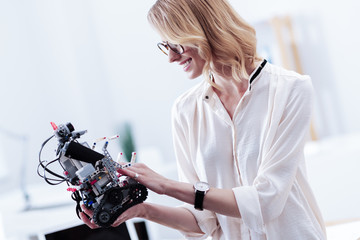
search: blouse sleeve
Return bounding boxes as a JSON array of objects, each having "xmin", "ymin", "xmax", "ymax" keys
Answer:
[
  {"xmin": 171, "ymin": 101, "xmax": 220, "ymax": 240},
  {"xmin": 233, "ymin": 76, "xmax": 314, "ymax": 233}
]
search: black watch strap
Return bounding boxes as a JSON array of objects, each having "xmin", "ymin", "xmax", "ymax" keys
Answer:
[{"xmin": 194, "ymin": 190, "xmax": 205, "ymax": 210}]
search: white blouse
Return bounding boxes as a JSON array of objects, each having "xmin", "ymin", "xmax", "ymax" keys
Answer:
[{"xmin": 171, "ymin": 62, "xmax": 326, "ymax": 240}]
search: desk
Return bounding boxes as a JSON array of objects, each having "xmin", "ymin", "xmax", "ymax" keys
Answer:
[
  {"xmin": 0, "ymin": 183, "xmax": 183, "ymax": 240},
  {"xmin": 0, "ymin": 184, "xmax": 78, "ymax": 240},
  {"xmin": 326, "ymin": 220, "xmax": 360, "ymax": 240}
]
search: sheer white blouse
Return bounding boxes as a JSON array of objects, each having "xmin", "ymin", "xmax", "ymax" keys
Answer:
[{"xmin": 171, "ymin": 62, "xmax": 326, "ymax": 239}]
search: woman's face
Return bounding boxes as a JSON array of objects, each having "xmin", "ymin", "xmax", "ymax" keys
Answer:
[{"xmin": 168, "ymin": 45, "xmax": 206, "ymax": 80}]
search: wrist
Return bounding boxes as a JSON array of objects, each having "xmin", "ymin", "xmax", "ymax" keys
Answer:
[
  {"xmin": 162, "ymin": 178, "xmax": 176, "ymax": 196},
  {"xmin": 193, "ymin": 181, "xmax": 210, "ymax": 210},
  {"xmin": 162, "ymin": 180, "xmax": 197, "ymax": 206},
  {"xmin": 140, "ymin": 202, "xmax": 150, "ymax": 219}
]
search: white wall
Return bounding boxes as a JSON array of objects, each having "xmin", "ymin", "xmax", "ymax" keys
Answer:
[{"xmin": 231, "ymin": 0, "xmax": 360, "ymax": 137}]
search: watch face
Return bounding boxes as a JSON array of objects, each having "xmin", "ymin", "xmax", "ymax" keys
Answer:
[{"xmin": 195, "ymin": 182, "xmax": 209, "ymax": 191}]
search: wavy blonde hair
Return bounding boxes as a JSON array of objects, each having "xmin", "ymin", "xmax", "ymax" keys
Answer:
[{"xmin": 147, "ymin": 0, "xmax": 260, "ymax": 86}]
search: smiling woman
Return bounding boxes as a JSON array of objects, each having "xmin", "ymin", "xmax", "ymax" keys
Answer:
[{"xmin": 78, "ymin": 0, "xmax": 327, "ymax": 239}]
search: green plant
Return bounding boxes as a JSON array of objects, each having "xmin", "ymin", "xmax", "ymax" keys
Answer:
[{"xmin": 119, "ymin": 122, "xmax": 136, "ymax": 162}]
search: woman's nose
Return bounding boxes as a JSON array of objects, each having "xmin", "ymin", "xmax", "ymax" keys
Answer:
[{"xmin": 168, "ymin": 49, "xmax": 180, "ymax": 63}]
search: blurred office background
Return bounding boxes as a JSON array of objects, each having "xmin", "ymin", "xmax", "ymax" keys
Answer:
[{"xmin": 0, "ymin": 0, "xmax": 359, "ymax": 239}]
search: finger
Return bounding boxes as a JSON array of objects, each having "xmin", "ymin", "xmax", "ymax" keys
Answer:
[
  {"xmin": 81, "ymin": 205, "xmax": 94, "ymax": 216},
  {"xmin": 120, "ymin": 162, "xmax": 143, "ymax": 170},
  {"xmin": 118, "ymin": 167, "xmax": 137, "ymax": 178},
  {"xmin": 79, "ymin": 212, "xmax": 98, "ymax": 229},
  {"xmin": 111, "ymin": 213, "xmax": 127, "ymax": 227},
  {"xmin": 111, "ymin": 206, "xmax": 137, "ymax": 227}
]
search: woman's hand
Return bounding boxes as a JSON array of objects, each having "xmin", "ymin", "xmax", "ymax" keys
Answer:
[
  {"xmin": 80, "ymin": 203, "xmax": 147, "ymax": 228},
  {"xmin": 79, "ymin": 205, "xmax": 98, "ymax": 229},
  {"xmin": 80, "ymin": 162, "xmax": 172, "ymax": 229},
  {"xmin": 110, "ymin": 203, "xmax": 146, "ymax": 227},
  {"xmin": 117, "ymin": 162, "xmax": 170, "ymax": 195}
]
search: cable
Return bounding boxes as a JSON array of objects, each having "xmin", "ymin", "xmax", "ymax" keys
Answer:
[
  {"xmin": 71, "ymin": 190, "xmax": 83, "ymax": 219},
  {"xmin": 37, "ymin": 134, "xmax": 67, "ymax": 184}
]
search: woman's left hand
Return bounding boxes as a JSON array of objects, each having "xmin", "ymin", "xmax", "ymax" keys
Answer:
[{"xmin": 117, "ymin": 162, "xmax": 169, "ymax": 195}]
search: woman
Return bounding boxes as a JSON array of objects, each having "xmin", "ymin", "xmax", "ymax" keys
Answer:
[{"xmin": 81, "ymin": 0, "xmax": 326, "ymax": 239}]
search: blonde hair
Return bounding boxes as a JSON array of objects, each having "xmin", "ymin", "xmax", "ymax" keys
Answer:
[{"xmin": 147, "ymin": 0, "xmax": 260, "ymax": 85}]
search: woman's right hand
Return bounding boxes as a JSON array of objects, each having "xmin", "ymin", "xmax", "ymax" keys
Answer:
[
  {"xmin": 80, "ymin": 203, "xmax": 148, "ymax": 229},
  {"xmin": 79, "ymin": 205, "xmax": 99, "ymax": 229}
]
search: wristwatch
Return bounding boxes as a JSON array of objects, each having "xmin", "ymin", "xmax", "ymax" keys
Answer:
[{"xmin": 193, "ymin": 181, "xmax": 210, "ymax": 210}]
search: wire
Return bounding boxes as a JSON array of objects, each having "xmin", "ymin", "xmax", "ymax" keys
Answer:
[
  {"xmin": 44, "ymin": 158, "xmax": 66, "ymax": 185},
  {"xmin": 37, "ymin": 130, "xmax": 90, "ymax": 220},
  {"xmin": 37, "ymin": 134, "xmax": 67, "ymax": 185},
  {"xmin": 36, "ymin": 161, "xmax": 64, "ymax": 183},
  {"xmin": 71, "ymin": 190, "xmax": 83, "ymax": 219}
]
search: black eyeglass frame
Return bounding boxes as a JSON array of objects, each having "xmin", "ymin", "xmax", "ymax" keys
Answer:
[{"xmin": 157, "ymin": 41, "xmax": 184, "ymax": 56}]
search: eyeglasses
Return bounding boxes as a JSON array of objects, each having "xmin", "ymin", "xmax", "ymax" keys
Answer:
[{"xmin": 157, "ymin": 41, "xmax": 184, "ymax": 56}]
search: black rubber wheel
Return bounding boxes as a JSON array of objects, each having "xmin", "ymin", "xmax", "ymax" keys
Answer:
[{"xmin": 97, "ymin": 210, "xmax": 111, "ymax": 224}]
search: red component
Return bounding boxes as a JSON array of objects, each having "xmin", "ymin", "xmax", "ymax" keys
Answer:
[
  {"xmin": 50, "ymin": 122, "xmax": 58, "ymax": 130},
  {"xmin": 90, "ymin": 179, "xmax": 97, "ymax": 185},
  {"xmin": 67, "ymin": 188, "xmax": 77, "ymax": 192},
  {"xmin": 64, "ymin": 171, "xmax": 69, "ymax": 176}
]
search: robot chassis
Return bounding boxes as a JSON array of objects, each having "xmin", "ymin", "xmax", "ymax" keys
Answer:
[{"xmin": 38, "ymin": 122, "xmax": 148, "ymax": 227}]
